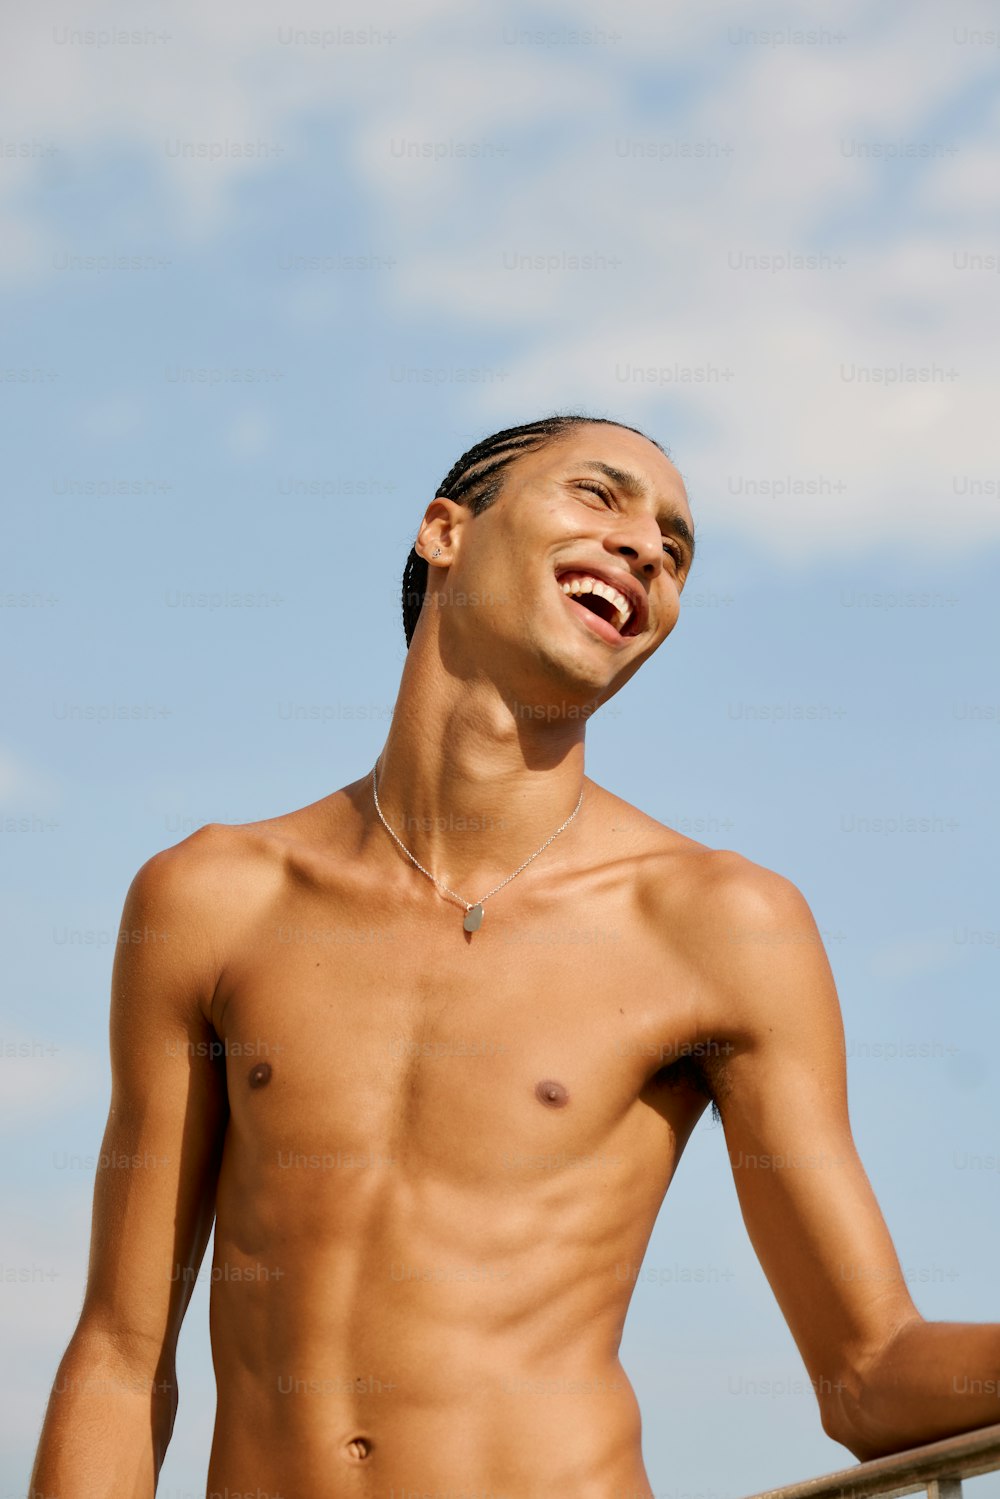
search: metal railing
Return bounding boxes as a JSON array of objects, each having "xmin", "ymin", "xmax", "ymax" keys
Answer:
[{"xmin": 741, "ymin": 1422, "xmax": 1000, "ymax": 1499}]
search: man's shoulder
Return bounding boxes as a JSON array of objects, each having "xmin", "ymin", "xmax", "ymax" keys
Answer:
[
  {"xmin": 138, "ymin": 817, "xmax": 273, "ymax": 886},
  {"xmin": 686, "ymin": 845, "xmax": 811, "ymax": 920},
  {"xmin": 128, "ymin": 815, "xmax": 298, "ymax": 934},
  {"xmin": 652, "ymin": 843, "xmax": 811, "ymax": 948},
  {"xmin": 640, "ymin": 829, "xmax": 834, "ymax": 1032},
  {"xmin": 617, "ymin": 805, "xmax": 822, "ymax": 996},
  {"xmin": 597, "ymin": 783, "xmax": 809, "ymax": 920},
  {"xmin": 119, "ymin": 817, "xmax": 313, "ymax": 1023},
  {"xmin": 132, "ymin": 781, "xmax": 366, "ymax": 916}
]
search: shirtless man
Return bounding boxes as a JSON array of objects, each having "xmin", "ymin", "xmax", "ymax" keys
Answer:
[{"xmin": 29, "ymin": 415, "xmax": 1000, "ymax": 1499}]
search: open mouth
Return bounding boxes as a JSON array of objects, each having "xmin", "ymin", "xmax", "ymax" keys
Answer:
[
  {"xmin": 555, "ymin": 570, "xmax": 643, "ymax": 640},
  {"xmin": 574, "ymin": 592, "xmax": 621, "ymax": 627}
]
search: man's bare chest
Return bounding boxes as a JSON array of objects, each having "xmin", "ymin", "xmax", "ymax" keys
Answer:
[{"xmin": 209, "ymin": 851, "xmax": 715, "ymax": 1199}]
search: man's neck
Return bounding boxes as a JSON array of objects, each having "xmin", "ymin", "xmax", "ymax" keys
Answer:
[{"xmin": 367, "ymin": 639, "xmax": 594, "ymax": 895}]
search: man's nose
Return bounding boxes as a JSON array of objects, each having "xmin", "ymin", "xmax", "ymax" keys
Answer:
[{"xmin": 605, "ymin": 520, "xmax": 663, "ymax": 578}]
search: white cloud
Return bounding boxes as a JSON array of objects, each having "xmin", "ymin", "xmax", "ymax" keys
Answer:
[
  {"xmin": 2, "ymin": 0, "xmax": 999, "ymax": 557},
  {"xmin": 359, "ymin": 4, "xmax": 1000, "ymax": 557},
  {"xmin": 0, "ymin": 0, "xmax": 470, "ymax": 245}
]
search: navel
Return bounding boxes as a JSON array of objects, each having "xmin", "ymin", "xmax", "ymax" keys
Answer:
[
  {"xmin": 534, "ymin": 1078, "xmax": 569, "ymax": 1108},
  {"xmin": 248, "ymin": 1061, "xmax": 272, "ymax": 1089},
  {"xmin": 344, "ymin": 1434, "xmax": 372, "ymax": 1461}
]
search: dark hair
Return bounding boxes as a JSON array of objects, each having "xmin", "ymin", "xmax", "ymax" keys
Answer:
[{"xmin": 401, "ymin": 413, "xmax": 667, "ymax": 647}]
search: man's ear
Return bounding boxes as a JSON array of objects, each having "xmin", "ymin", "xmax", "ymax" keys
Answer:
[{"xmin": 415, "ymin": 497, "xmax": 468, "ymax": 565}]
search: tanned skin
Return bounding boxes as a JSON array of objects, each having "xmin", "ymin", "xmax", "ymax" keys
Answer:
[{"xmin": 30, "ymin": 423, "xmax": 1000, "ymax": 1498}]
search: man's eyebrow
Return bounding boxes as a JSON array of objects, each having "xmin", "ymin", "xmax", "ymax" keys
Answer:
[{"xmin": 576, "ymin": 460, "xmax": 696, "ymax": 566}]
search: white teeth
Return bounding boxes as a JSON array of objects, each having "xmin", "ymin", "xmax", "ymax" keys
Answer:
[{"xmin": 559, "ymin": 574, "xmax": 634, "ymax": 632}]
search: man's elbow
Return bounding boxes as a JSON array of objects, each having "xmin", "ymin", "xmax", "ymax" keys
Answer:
[
  {"xmin": 815, "ymin": 1314, "xmax": 927, "ymax": 1462},
  {"xmin": 819, "ymin": 1389, "xmax": 885, "ymax": 1462},
  {"xmin": 818, "ymin": 1369, "xmax": 875, "ymax": 1459}
]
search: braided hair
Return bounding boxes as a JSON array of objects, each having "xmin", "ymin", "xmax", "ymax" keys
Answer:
[{"xmin": 401, "ymin": 413, "xmax": 666, "ymax": 647}]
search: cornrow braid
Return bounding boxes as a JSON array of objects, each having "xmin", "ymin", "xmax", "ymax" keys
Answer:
[{"xmin": 401, "ymin": 413, "xmax": 666, "ymax": 647}]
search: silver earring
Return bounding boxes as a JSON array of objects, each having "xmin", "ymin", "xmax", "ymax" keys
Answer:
[{"xmin": 431, "ymin": 547, "xmax": 442, "ymax": 559}]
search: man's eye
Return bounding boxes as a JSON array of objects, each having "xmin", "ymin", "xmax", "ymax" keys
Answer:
[
  {"xmin": 577, "ymin": 481, "xmax": 611, "ymax": 503},
  {"xmin": 664, "ymin": 543, "xmax": 683, "ymax": 563}
]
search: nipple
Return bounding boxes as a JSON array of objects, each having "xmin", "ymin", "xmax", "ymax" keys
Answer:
[
  {"xmin": 248, "ymin": 1061, "xmax": 272, "ymax": 1089},
  {"xmin": 534, "ymin": 1078, "xmax": 569, "ymax": 1108}
]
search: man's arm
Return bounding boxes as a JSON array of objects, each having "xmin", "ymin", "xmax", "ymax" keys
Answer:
[
  {"xmin": 696, "ymin": 855, "xmax": 999, "ymax": 1461},
  {"xmin": 29, "ymin": 828, "xmax": 231, "ymax": 1498}
]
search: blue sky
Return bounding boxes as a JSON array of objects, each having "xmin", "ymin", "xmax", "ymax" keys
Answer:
[{"xmin": 2, "ymin": 1, "xmax": 999, "ymax": 1495}]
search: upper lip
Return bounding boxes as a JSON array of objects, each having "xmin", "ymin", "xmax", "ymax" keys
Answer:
[{"xmin": 554, "ymin": 563, "xmax": 649, "ymax": 636}]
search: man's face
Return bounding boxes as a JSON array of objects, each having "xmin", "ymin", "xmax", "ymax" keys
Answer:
[{"xmin": 421, "ymin": 423, "xmax": 695, "ymax": 713}]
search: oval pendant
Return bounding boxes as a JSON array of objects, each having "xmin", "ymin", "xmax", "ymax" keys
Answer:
[{"xmin": 463, "ymin": 903, "xmax": 484, "ymax": 933}]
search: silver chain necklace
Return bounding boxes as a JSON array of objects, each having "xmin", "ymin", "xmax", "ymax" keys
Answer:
[{"xmin": 371, "ymin": 758, "xmax": 585, "ymax": 933}]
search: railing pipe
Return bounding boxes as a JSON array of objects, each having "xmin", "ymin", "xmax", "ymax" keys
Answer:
[{"xmin": 739, "ymin": 1422, "xmax": 1000, "ymax": 1499}]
